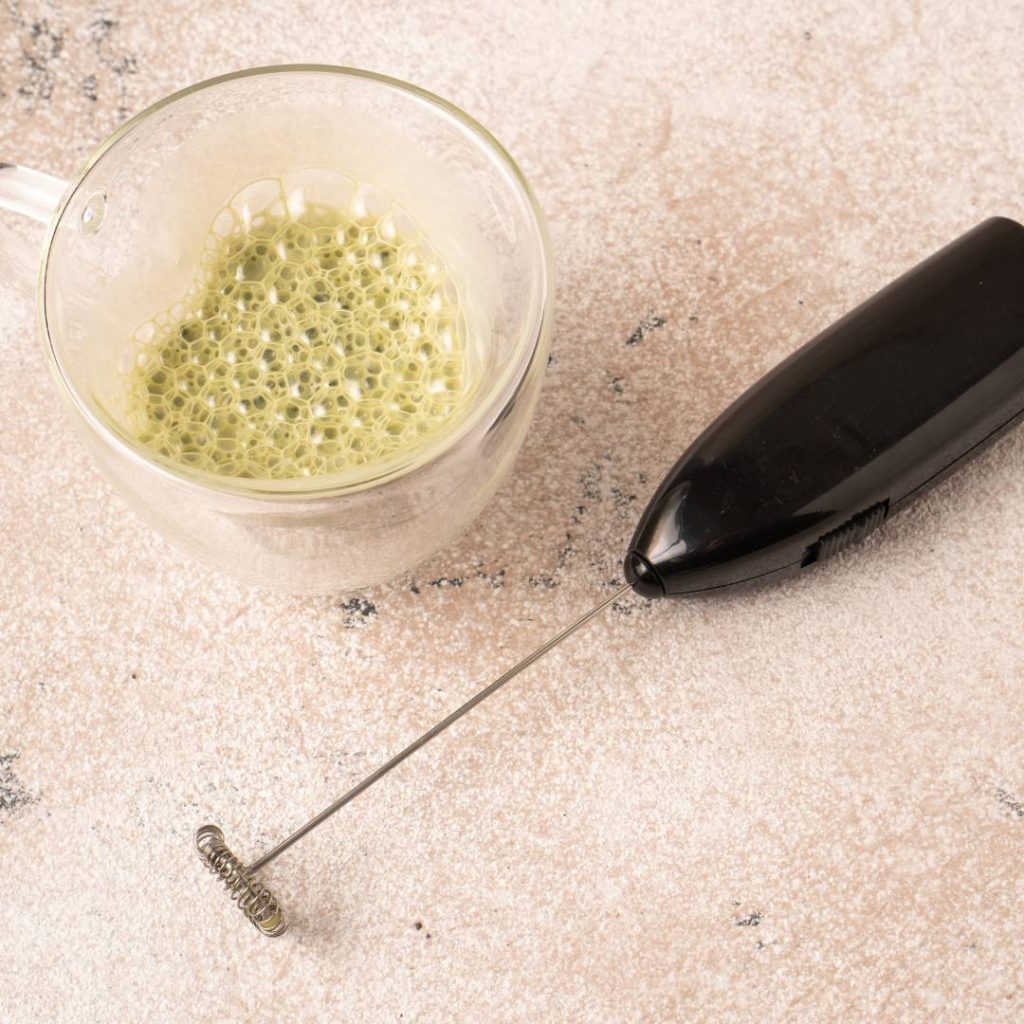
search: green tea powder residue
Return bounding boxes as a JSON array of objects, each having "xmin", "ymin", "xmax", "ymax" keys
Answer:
[{"xmin": 124, "ymin": 178, "xmax": 467, "ymax": 479}]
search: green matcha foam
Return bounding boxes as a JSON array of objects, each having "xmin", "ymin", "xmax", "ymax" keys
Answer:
[{"xmin": 123, "ymin": 177, "xmax": 467, "ymax": 480}]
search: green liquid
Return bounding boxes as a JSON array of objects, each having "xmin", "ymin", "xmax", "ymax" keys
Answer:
[{"xmin": 124, "ymin": 181, "xmax": 466, "ymax": 479}]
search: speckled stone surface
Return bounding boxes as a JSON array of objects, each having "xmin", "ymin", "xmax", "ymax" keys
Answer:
[{"xmin": 2, "ymin": 2, "xmax": 1024, "ymax": 1021}]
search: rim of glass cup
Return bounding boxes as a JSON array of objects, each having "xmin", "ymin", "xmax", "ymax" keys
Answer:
[{"xmin": 39, "ymin": 64, "xmax": 553, "ymax": 499}]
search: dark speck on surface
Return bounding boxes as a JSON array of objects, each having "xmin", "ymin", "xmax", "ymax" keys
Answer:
[
  {"xmin": 0, "ymin": 752, "xmax": 37, "ymax": 816},
  {"xmin": 338, "ymin": 596, "xmax": 377, "ymax": 627},
  {"xmin": 88, "ymin": 15, "xmax": 139, "ymax": 116},
  {"xmin": 414, "ymin": 920, "xmax": 423, "ymax": 930},
  {"xmin": 15, "ymin": 16, "xmax": 64, "ymax": 103},
  {"xmin": 556, "ymin": 535, "xmax": 577, "ymax": 569},
  {"xmin": 736, "ymin": 910, "xmax": 763, "ymax": 927},
  {"xmin": 475, "ymin": 567, "xmax": 506, "ymax": 589},
  {"xmin": 625, "ymin": 314, "xmax": 667, "ymax": 347},
  {"xmin": 610, "ymin": 376, "xmax": 625, "ymax": 395},
  {"xmin": 995, "ymin": 787, "xmax": 1024, "ymax": 819},
  {"xmin": 610, "ymin": 486, "xmax": 637, "ymax": 518},
  {"xmin": 429, "ymin": 576, "xmax": 465, "ymax": 588},
  {"xmin": 580, "ymin": 464, "xmax": 602, "ymax": 501}
]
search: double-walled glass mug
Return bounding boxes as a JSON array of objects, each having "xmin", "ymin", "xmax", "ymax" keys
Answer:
[{"xmin": 0, "ymin": 66, "xmax": 552, "ymax": 594}]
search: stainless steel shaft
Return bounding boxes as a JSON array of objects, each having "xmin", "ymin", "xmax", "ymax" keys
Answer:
[{"xmin": 246, "ymin": 583, "xmax": 631, "ymax": 872}]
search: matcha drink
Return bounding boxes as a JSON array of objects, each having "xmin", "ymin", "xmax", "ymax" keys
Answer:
[{"xmin": 123, "ymin": 178, "xmax": 467, "ymax": 479}]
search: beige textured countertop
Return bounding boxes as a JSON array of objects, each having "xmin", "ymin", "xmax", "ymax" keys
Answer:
[{"xmin": 2, "ymin": 2, "xmax": 1024, "ymax": 1020}]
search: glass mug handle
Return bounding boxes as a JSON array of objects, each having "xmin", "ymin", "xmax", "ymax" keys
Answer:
[
  {"xmin": 0, "ymin": 163, "xmax": 69, "ymax": 296},
  {"xmin": 0, "ymin": 162, "xmax": 68, "ymax": 223}
]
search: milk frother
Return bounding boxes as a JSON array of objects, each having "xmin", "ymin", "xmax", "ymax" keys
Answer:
[{"xmin": 196, "ymin": 216, "xmax": 1024, "ymax": 935}]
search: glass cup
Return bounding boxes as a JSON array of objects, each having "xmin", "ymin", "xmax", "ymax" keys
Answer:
[{"xmin": 0, "ymin": 66, "xmax": 552, "ymax": 594}]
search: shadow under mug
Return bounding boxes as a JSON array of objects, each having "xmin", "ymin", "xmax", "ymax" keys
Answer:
[{"xmin": 0, "ymin": 65, "xmax": 553, "ymax": 594}]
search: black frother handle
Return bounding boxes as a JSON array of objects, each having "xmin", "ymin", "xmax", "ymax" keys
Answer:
[{"xmin": 625, "ymin": 216, "xmax": 1024, "ymax": 598}]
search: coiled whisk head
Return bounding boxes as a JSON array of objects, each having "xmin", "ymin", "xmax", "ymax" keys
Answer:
[{"xmin": 194, "ymin": 824, "xmax": 287, "ymax": 937}]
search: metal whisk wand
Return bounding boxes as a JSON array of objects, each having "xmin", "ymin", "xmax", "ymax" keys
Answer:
[
  {"xmin": 195, "ymin": 584, "xmax": 631, "ymax": 936},
  {"xmin": 194, "ymin": 220, "xmax": 1024, "ymax": 936}
]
